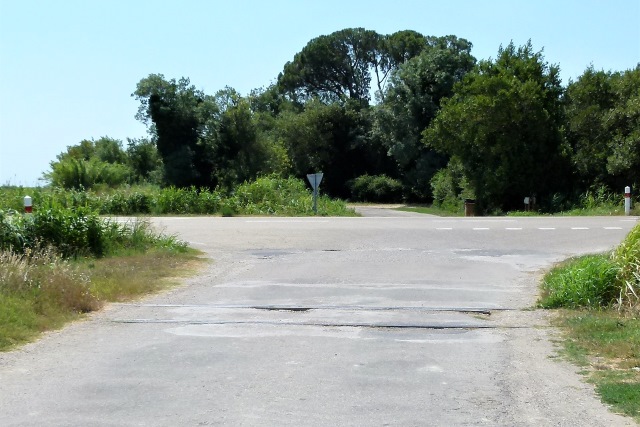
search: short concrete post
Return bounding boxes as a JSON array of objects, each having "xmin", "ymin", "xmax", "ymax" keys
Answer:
[
  {"xmin": 24, "ymin": 195, "xmax": 32, "ymax": 214},
  {"xmin": 624, "ymin": 186, "xmax": 631, "ymax": 216}
]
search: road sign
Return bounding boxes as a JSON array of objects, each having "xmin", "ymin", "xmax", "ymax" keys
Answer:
[
  {"xmin": 307, "ymin": 173, "xmax": 323, "ymax": 191},
  {"xmin": 306, "ymin": 173, "xmax": 323, "ymax": 214}
]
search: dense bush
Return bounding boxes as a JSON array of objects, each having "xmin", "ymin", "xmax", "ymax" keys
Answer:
[
  {"xmin": 613, "ymin": 223, "xmax": 640, "ymax": 309},
  {"xmin": 430, "ymin": 161, "xmax": 474, "ymax": 212},
  {"xmin": 540, "ymin": 223, "xmax": 640, "ymax": 310},
  {"xmin": 0, "ymin": 207, "xmax": 186, "ymax": 258},
  {"xmin": 229, "ymin": 175, "xmax": 353, "ymax": 216},
  {"xmin": 349, "ymin": 174, "xmax": 403, "ymax": 203},
  {"xmin": 0, "ymin": 176, "xmax": 354, "ymax": 217},
  {"xmin": 540, "ymin": 255, "xmax": 619, "ymax": 308}
]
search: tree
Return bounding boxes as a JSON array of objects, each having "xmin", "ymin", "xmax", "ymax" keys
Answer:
[
  {"xmin": 277, "ymin": 28, "xmax": 380, "ymax": 104},
  {"xmin": 133, "ymin": 74, "xmax": 218, "ymax": 188},
  {"xmin": 45, "ymin": 137, "xmax": 132, "ymax": 189},
  {"xmin": 605, "ymin": 66, "xmax": 640, "ymax": 189},
  {"xmin": 373, "ymin": 30, "xmax": 441, "ymax": 100},
  {"xmin": 564, "ymin": 67, "xmax": 616, "ymax": 188},
  {"xmin": 373, "ymin": 36, "xmax": 475, "ymax": 200},
  {"xmin": 274, "ymin": 98, "xmax": 379, "ymax": 197},
  {"xmin": 423, "ymin": 41, "xmax": 569, "ymax": 212},
  {"xmin": 565, "ymin": 65, "xmax": 640, "ymax": 192},
  {"xmin": 126, "ymin": 137, "xmax": 163, "ymax": 184}
]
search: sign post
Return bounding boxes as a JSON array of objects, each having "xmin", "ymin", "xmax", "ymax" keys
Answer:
[{"xmin": 306, "ymin": 173, "xmax": 323, "ymax": 215}]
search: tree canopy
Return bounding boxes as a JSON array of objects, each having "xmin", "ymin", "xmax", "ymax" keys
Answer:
[
  {"xmin": 45, "ymin": 29, "xmax": 639, "ymax": 213},
  {"xmin": 423, "ymin": 41, "xmax": 569, "ymax": 212}
]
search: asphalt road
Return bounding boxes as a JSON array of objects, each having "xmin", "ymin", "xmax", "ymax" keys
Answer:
[{"xmin": 1, "ymin": 213, "xmax": 638, "ymax": 426}]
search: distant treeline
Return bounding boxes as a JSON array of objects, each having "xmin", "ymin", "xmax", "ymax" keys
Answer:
[{"xmin": 45, "ymin": 28, "xmax": 639, "ymax": 213}]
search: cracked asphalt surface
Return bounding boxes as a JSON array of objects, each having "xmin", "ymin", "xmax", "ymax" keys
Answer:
[{"xmin": 1, "ymin": 212, "xmax": 638, "ymax": 426}]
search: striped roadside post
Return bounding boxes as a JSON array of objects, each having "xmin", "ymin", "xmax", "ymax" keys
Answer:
[{"xmin": 24, "ymin": 195, "xmax": 32, "ymax": 214}]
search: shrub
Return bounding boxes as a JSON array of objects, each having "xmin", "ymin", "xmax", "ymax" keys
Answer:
[
  {"xmin": 430, "ymin": 161, "xmax": 473, "ymax": 213},
  {"xmin": 540, "ymin": 254, "xmax": 620, "ymax": 309},
  {"xmin": 1, "ymin": 177, "xmax": 355, "ymax": 218},
  {"xmin": 612, "ymin": 223, "xmax": 640, "ymax": 309},
  {"xmin": 0, "ymin": 207, "xmax": 186, "ymax": 259},
  {"xmin": 153, "ymin": 186, "xmax": 201, "ymax": 214},
  {"xmin": 349, "ymin": 174, "xmax": 403, "ymax": 203},
  {"xmin": 231, "ymin": 175, "xmax": 310, "ymax": 215}
]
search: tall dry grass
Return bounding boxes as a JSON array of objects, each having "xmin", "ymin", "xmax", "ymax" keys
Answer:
[
  {"xmin": 613, "ymin": 223, "xmax": 640, "ymax": 310},
  {"xmin": 0, "ymin": 246, "xmax": 101, "ymax": 313}
]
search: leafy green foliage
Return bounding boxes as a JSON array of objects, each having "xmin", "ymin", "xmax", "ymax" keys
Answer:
[
  {"xmin": 126, "ymin": 138, "xmax": 163, "ymax": 184},
  {"xmin": 424, "ymin": 41, "xmax": 569, "ymax": 213},
  {"xmin": 430, "ymin": 159, "xmax": 474, "ymax": 212},
  {"xmin": 0, "ymin": 177, "xmax": 354, "ymax": 218},
  {"xmin": 541, "ymin": 223, "xmax": 640, "ymax": 310},
  {"xmin": 0, "ymin": 206, "xmax": 186, "ymax": 258},
  {"xmin": 565, "ymin": 66, "xmax": 640, "ymax": 191},
  {"xmin": 275, "ymin": 99, "xmax": 381, "ymax": 198},
  {"xmin": 349, "ymin": 174, "xmax": 403, "ymax": 203},
  {"xmin": 277, "ymin": 28, "xmax": 380, "ymax": 103},
  {"xmin": 45, "ymin": 137, "xmax": 163, "ymax": 189},
  {"xmin": 540, "ymin": 255, "xmax": 619, "ymax": 309},
  {"xmin": 133, "ymin": 74, "xmax": 218, "ymax": 188},
  {"xmin": 227, "ymin": 176, "xmax": 354, "ymax": 216},
  {"xmin": 373, "ymin": 36, "xmax": 475, "ymax": 200},
  {"xmin": 34, "ymin": 29, "xmax": 640, "ymax": 207},
  {"xmin": 612, "ymin": 223, "xmax": 640, "ymax": 309}
]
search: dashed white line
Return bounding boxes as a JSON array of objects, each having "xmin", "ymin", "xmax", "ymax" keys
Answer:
[
  {"xmin": 426, "ymin": 225, "xmax": 629, "ymax": 231},
  {"xmin": 245, "ymin": 220, "xmax": 330, "ymax": 223}
]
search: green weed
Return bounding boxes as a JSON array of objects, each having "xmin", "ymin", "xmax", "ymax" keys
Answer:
[
  {"xmin": 0, "ymin": 176, "xmax": 354, "ymax": 217},
  {"xmin": 0, "ymin": 244, "xmax": 199, "ymax": 351},
  {"xmin": 539, "ymin": 255, "xmax": 619, "ymax": 309},
  {"xmin": 612, "ymin": 223, "xmax": 640, "ymax": 310},
  {"xmin": 554, "ymin": 311, "xmax": 640, "ymax": 422}
]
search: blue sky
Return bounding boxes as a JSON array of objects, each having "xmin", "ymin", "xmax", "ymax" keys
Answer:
[{"xmin": 1, "ymin": 0, "xmax": 639, "ymax": 186}]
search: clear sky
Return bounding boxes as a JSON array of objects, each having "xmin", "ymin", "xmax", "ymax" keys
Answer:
[{"xmin": 1, "ymin": 0, "xmax": 639, "ymax": 186}]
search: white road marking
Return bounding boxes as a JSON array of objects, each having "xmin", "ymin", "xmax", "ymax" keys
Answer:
[
  {"xmin": 571, "ymin": 227, "xmax": 589, "ymax": 230},
  {"xmin": 505, "ymin": 228, "xmax": 522, "ymax": 230},
  {"xmin": 245, "ymin": 220, "xmax": 330, "ymax": 223},
  {"xmin": 436, "ymin": 228, "xmax": 453, "ymax": 230},
  {"xmin": 473, "ymin": 228, "xmax": 490, "ymax": 230},
  {"xmin": 539, "ymin": 227, "xmax": 556, "ymax": 230},
  {"xmin": 604, "ymin": 227, "xmax": 623, "ymax": 230}
]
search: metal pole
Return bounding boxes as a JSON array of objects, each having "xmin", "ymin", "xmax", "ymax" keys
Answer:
[{"xmin": 313, "ymin": 188, "xmax": 318, "ymax": 214}]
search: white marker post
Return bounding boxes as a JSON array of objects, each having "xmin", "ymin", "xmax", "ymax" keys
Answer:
[
  {"xmin": 24, "ymin": 195, "xmax": 32, "ymax": 214},
  {"xmin": 306, "ymin": 173, "xmax": 323, "ymax": 215},
  {"xmin": 624, "ymin": 186, "xmax": 631, "ymax": 216}
]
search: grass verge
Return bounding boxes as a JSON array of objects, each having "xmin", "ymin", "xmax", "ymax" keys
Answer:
[
  {"xmin": 552, "ymin": 310, "xmax": 640, "ymax": 422},
  {"xmin": 394, "ymin": 204, "xmax": 463, "ymax": 216},
  {"xmin": 0, "ymin": 210, "xmax": 204, "ymax": 352},
  {"xmin": 0, "ymin": 247, "xmax": 202, "ymax": 351},
  {"xmin": 540, "ymin": 222, "xmax": 640, "ymax": 421}
]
